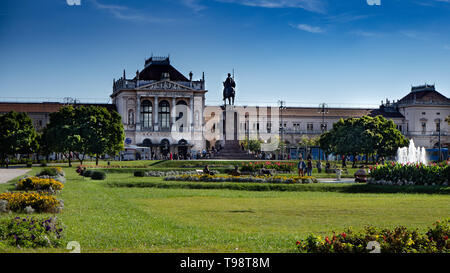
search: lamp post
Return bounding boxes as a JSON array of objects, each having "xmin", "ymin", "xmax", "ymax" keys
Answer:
[
  {"xmin": 318, "ymin": 103, "xmax": 328, "ymax": 162},
  {"xmin": 278, "ymin": 100, "xmax": 286, "ymax": 160}
]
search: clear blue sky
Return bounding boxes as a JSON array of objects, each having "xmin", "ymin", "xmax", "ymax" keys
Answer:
[{"xmin": 0, "ymin": 0, "xmax": 449, "ymax": 107}]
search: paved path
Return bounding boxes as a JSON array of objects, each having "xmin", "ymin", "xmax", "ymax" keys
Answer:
[
  {"xmin": 317, "ymin": 178, "xmax": 355, "ymax": 183},
  {"xmin": 0, "ymin": 169, "xmax": 31, "ymax": 184}
]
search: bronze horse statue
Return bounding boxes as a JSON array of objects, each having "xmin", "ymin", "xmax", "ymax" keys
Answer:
[{"xmin": 223, "ymin": 73, "xmax": 236, "ymax": 105}]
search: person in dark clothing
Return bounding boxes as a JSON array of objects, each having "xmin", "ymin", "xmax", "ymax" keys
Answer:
[
  {"xmin": 307, "ymin": 159, "xmax": 313, "ymax": 176},
  {"xmin": 203, "ymin": 165, "xmax": 214, "ymax": 175},
  {"xmin": 298, "ymin": 159, "xmax": 306, "ymax": 176}
]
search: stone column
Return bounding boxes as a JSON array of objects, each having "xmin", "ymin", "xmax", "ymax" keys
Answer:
[
  {"xmin": 154, "ymin": 96, "xmax": 159, "ymax": 131},
  {"xmin": 171, "ymin": 97, "xmax": 176, "ymax": 132},
  {"xmin": 136, "ymin": 95, "xmax": 141, "ymax": 131},
  {"xmin": 190, "ymin": 96, "xmax": 194, "ymax": 132}
]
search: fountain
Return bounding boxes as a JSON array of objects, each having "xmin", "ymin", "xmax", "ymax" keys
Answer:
[{"xmin": 396, "ymin": 139, "xmax": 427, "ymax": 165}]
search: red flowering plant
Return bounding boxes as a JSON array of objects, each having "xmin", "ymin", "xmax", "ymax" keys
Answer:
[{"xmin": 296, "ymin": 219, "xmax": 449, "ymax": 253}]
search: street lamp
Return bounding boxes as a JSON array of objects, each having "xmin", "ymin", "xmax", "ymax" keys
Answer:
[
  {"xmin": 318, "ymin": 103, "xmax": 328, "ymax": 162},
  {"xmin": 278, "ymin": 100, "xmax": 286, "ymax": 160}
]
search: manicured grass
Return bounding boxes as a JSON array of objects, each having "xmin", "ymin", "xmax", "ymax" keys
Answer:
[{"xmin": 0, "ymin": 167, "xmax": 449, "ymax": 253}]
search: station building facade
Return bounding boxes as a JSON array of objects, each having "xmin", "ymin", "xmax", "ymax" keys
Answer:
[{"xmin": 1, "ymin": 57, "xmax": 449, "ymax": 160}]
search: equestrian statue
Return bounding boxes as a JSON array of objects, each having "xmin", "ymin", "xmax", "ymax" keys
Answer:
[{"xmin": 223, "ymin": 73, "xmax": 236, "ymax": 105}]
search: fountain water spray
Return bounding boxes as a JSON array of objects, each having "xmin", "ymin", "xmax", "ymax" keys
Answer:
[{"xmin": 396, "ymin": 139, "xmax": 427, "ymax": 165}]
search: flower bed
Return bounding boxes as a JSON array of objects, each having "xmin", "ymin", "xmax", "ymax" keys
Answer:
[
  {"xmin": 164, "ymin": 174, "xmax": 317, "ymax": 184},
  {"xmin": 296, "ymin": 219, "xmax": 449, "ymax": 253},
  {"xmin": 0, "ymin": 216, "xmax": 64, "ymax": 248},
  {"xmin": 36, "ymin": 167, "xmax": 66, "ymax": 184},
  {"xmin": 80, "ymin": 164, "xmax": 149, "ymax": 169},
  {"xmin": 240, "ymin": 161, "xmax": 295, "ymax": 173},
  {"xmin": 38, "ymin": 167, "xmax": 65, "ymax": 177},
  {"xmin": 16, "ymin": 177, "xmax": 64, "ymax": 192},
  {"xmin": 369, "ymin": 162, "xmax": 449, "ymax": 186},
  {"xmin": 135, "ymin": 170, "xmax": 220, "ymax": 177},
  {"xmin": 0, "ymin": 192, "xmax": 63, "ymax": 213}
]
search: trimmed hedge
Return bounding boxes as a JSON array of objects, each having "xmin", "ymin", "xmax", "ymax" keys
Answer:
[
  {"xmin": 106, "ymin": 180, "xmax": 450, "ymax": 194},
  {"xmin": 91, "ymin": 171, "xmax": 106, "ymax": 180},
  {"xmin": 164, "ymin": 174, "xmax": 317, "ymax": 184},
  {"xmin": 134, "ymin": 170, "xmax": 145, "ymax": 177},
  {"xmin": 83, "ymin": 170, "xmax": 93, "ymax": 177}
]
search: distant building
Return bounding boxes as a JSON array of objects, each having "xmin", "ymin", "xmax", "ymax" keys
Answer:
[
  {"xmin": 0, "ymin": 102, "xmax": 116, "ymax": 132},
  {"xmin": 395, "ymin": 84, "xmax": 449, "ymax": 148},
  {"xmin": 274, "ymin": 84, "xmax": 449, "ymax": 149}
]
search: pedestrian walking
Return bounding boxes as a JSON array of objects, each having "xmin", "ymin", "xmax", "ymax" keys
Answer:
[
  {"xmin": 307, "ymin": 159, "xmax": 313, "ymax": 176},
  {"xmin": 298, "ymin": 159, "xmax": 306, "ymax": 176}
]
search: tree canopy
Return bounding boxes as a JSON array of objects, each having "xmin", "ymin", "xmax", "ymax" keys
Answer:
[
  {"xmin": 298, "ymin": 135, "xmax": 320, "ymax": 147},
  {"xmin": 44, "ymin": 105, "xmax": 124, "ymax": 165},
  {"xmin": 0, "ymin": 111, "xmax": 38, "ymax": 164},
  {"xmin": 319, "ymin": 115, "xmax": 409, "ymax": 165},
  {"xmin": 241, "ymin": 138, "xmax": 262, "ymax": 153}
]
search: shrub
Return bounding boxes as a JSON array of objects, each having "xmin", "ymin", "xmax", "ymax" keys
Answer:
[
  {"xmin": 240, "ymin": 161, "xmax": 295, "ymax": 173},
  {"xmin": 369, "ymin": 163, "xmax": 449, "ymax": 186},
  {"xmin": 38, "ymin": 168, "xmax": 57, "ymax": 177},
  {"xmin": 134, "ymin": 170, "xmax": 145, "ymax": 177},
  {"xmin": 38, "ymin": 167, "xmax": 65, "ymax": 177},
  {"xmin": 83, "ymin": 169, "xmax": 93, "ymax": 177},
  {"xmin": 16, "ymin": 177, "xmax": 64, "ymax": 192},
  {"xmin": 296, "ymin": 219, "xmax": 449, "ymax": 253},
  {"xmin": 0, "ymin": 192, "xmax": 62, "ymax": 213},
  {"xmin": 0, "ymin": 216, "xmax": 64, "ymax": 248},
  {"xmin": 91, "ymin": 171, "xmax": 106, "ymax": 180},
  {"xmin": 26, "ymin": 160, "xmax": 33, "ymax": 167},
  {"xmin": 40, "ymin": 160, "xmax": 47, "ymax": 167}
]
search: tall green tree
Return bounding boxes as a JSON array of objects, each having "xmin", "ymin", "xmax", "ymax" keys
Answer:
[
  {"xmin": 372, "ymin": 116, "xmax": 409, "ymax": 158},
  {"xmin": 241, "ymin": 137, "xmax": 262, "ymax": 153},
  {"xmin": 44, "ymin": 105, "xmax": 124, "ymax": 166},
  {"xmin": 0, "ymin": 111, "xmax": 38, "ymax": 165},
  {"xmin": 319, "ymin": 115, "xmax": 408, "ymax": 166},
  {"xmin": 318, "ymin": 130, "xmax": 334, "ymax": 160},
  {"xmin": 75, "ymin": 106, "xmax": 124, "ymax": 165},
  {"xmin": 298, "ymin": 135, "xmax": 320, "ymax": 147},
  {"xmin": 44, "ymin": 106, "xmax": 79, "ymax": 167}
]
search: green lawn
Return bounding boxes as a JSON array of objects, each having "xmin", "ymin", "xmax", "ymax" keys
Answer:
[{"xmin": 0, "ymin": 167, "xmax": 449, "ymax": 253}]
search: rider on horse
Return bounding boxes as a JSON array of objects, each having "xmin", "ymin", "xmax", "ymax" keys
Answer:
[{"xmin": 223, "ymin": 73, "xmax": 236, "ymax": 105}]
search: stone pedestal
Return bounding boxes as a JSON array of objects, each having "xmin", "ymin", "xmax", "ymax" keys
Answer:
[{"xmin": 212, "ymin": 105, "xmax": 254, "ymax": 159}]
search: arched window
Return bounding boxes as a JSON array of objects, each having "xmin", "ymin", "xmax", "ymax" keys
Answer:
[
  {"xmin": 142, "ymin": 138, "xmax": 152, "ymax": 147},
  {"xmin": 128, "ymin": 109, "xmax": 135, "ymax": 125},
  {"xmin": 141, "ymin": 100, "xmax": 152, "ymax": 129},
  {"xmin": 159, "ymin": 100, "xmax": 170, "ymax": 130},
  {"xmin": 160, "ymin": 138, "xmax": 170, "ymax": 155}
]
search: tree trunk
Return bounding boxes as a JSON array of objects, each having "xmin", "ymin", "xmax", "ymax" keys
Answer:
[
  {"xmin": 68, "ymin": 154, "xmax": 72, "ymax": 167},
  {"xmin": 96, "ymin": 154, "xmax": 99, "ymax": 166}
]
